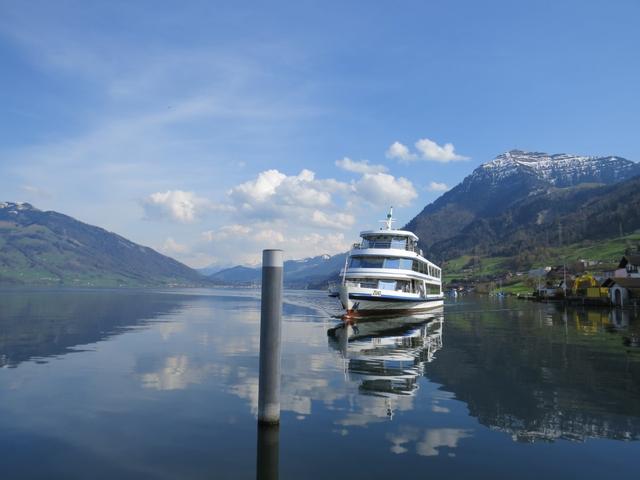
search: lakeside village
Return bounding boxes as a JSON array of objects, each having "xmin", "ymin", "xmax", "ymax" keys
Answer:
[{"xmin": 447, "ymin": 253, "xmax": 640, "ymax": 308}]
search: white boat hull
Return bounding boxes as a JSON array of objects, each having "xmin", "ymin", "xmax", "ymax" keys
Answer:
[{"xmin": 339, "ymin": 285, "xmax": 443, "ymax": 316}]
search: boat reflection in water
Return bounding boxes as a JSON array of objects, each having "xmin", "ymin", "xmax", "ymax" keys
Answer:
[{"xmin": 327, "ymin": 308, "xmax": 444, "ymax": 406}]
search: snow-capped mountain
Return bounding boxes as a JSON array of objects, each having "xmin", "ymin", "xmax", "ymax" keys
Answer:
[
  {"xmin": 211, "ymin": 149, "xmax": 640, "ymax": 284},
  {"xmin": 405, "ymin": 149, "xmax": 639, "ymax": 253},
  {"xmin": 0, "ymin": 202, "xmax": 38, "ymax": 213},
  {"xmin": 478, "ymin": 150, "xmax": 638, "ymax": 187}
]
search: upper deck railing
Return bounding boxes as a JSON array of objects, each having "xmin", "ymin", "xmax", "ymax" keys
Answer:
[{"xmin": 352, "ymin": 241, "xmax": 422, "ymax": 254}]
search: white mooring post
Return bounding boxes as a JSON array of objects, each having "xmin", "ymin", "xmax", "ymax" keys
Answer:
[{"xmin": 258, "ymin": 249, "xmax": 283, "ymax": 425}]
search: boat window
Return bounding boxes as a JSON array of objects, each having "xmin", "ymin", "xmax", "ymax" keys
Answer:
[
  {"xmin": 391, "ymin": 237, "xmax": 407, "ymax": 249},
  {"xmin": 352, "ymin": 256, "xmax": 423, "ymax": 270},
  {"xmin": 426, "ymin": 283, "xmax": 441, "ymax": 294},
  {"xmin": 399, "ymin": 258, "xmax": 413, "ymax": 270},
  {"xmin": 349, "ymin": 257, "xmax": 384, "ymax": 268},
  {"xmin": 359, "ymin": 235, "xmax": 414, "ymax": 250},
  {"xmin": 384, "ymin": 258, "xmax": 400, "ymax": 269},
  {"xmin": 378, "ymin": 280, "xmax": 397, "ymax": 290}
]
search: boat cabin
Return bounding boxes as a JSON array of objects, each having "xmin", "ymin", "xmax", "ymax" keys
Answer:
[{"xmin": 355, "ymin": 231, "xmax": 420, "ymax": 253}]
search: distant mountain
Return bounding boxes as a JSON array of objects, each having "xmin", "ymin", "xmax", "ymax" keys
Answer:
[
  {"xmin": 211, "ymin": 149, "xmax": 640, "ymax": 286},
  {"xmin": 433, "ymin": 174, "xmax": 640, "ymax": 261},
  {"xmin": 209, "ymin": 253, "xmax": 347, "ymax": 288},
  {"xmin": 197, "ymin": 262, "xmax": 235, "ymax": 276},
  {"xmin": 283, "ymin": 253, "xmax": 347, "ymax": 285},
  {"xmin": 0, "ymin": 202, "xmax": 206, "ymax": 287},
  {"xmin": 405, "ymin": 150, "xmax": 640, "ymax": 259},
  {"xmin": 209, "ymin": 265, "xmax": 261, "ymax": 284},
  {"xmin": 210, "ymin": 149, "xmax": 640, "ymax": 286}
]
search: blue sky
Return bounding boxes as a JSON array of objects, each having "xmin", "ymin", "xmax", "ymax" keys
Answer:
[{"xmin": 1, "ymin": 0, "xmax": 639, "ymax": 267}]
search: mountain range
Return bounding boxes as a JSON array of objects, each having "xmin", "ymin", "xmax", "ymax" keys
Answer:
[
  {"xmin": 0, "ymin": 202, "xmax": 205, "ymax": 287},
  {"xmin": 405, "ymin": 150, "xmax": 640, "ymax": 263},
  {"xmin": 212, "ymin": 149, "xmax": 640, "ymax": 285},
  {"xmin": 3, "ymin": 149, "xmax": 639, "ymax": 287},
  {"xmin": 209, "ymin": 253, "xmax": 347, "ymax": 288}
]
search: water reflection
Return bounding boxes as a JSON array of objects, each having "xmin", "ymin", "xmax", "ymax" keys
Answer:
[
  {"xmin": 386, "ymin": 427, "xmax": 473, "ymax": 457},
  {"xmin": 327, "ymin": 309, "xmax": 444, "ymax": 412},
  {"xmin": 323, "ymin": 301, "xmax": 640, "ymax": 445},
  {"xmin": 0, "ymin": 290, "xmax": 185, "ymax": 367},
  {"xmin": 1, "ymin": 289, "xmax": 640, "ymax": 478},
  {"xmin": 428, "ymin": 301, "xmax": 640, "ymax": 443},
  {"xmin": 256, "ymin": 425, "xmax": 279, "ymax": 480}
]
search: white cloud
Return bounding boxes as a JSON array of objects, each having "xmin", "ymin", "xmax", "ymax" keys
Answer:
[
  {"xmin": 142, "ymin": 190, "xmax": 226, "ymax": 223},
  {"xmin": 311, "ymin": 210, "xmax": 355, "ymax": 229},
  {"xmin": 171, "ymin": 168, "xmax": 364, "ymax": 265},
  {"xmin": 199, "ymin": 223, "xmax": 350, "ymax": 266},
  {"xmin": 386, "ymin": 138, "xmax": 469, "ymax": 163},
  {"xmin": 230, "ymin": 169, "xmax": 287, "ymax": 205},
  {"xmin": 254, "ymin": 228, "xmax": 286, "ymax": 244},
  {"xmin": 20, "ymin": 185, "xmax": 52, "ymax": 199},
  {"xmin": 161, "ymin": 237, "xmax": 189, "ymax": 254},
  {"xmin": 229, "ymin": 169, "xmax": 339, "ymax": 213},
  {"xmin": 427, "ymin": 181, "xmax": 450, "ymax": 192},
  {"xmin": 386, "ymin": 141, "xmax": 416, "ymax": 162},
  {"xmin": 290, "ymin": 232, "xmax": 349, "ymax": 258},
  {"xmin": 415, "ymin": 138, "xmax": 469, "ymax": 162},
  {"xmin": 202, "ymin": 224, "xmax": 252, "ymax": 242},
  {"xmin": 335, "ymin": 157, "xmax": 387, "ymax": 174},
  {"xmin": 353, "ymin": 173, "xmax": 417, "ymax": 207}
]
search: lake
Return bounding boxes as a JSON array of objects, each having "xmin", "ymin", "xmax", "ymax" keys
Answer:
[{"xmin": 1, "ymin": 288, "xmax": 639, "ymax": 479}]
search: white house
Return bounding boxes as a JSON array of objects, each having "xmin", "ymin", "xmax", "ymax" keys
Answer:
[
  {"xmin": 606, "ymin": 278, "xmax": 640, "ymax": 307},
  {"xmin": 614, "ymin": 255, "xmax": 640, "ymax": 279}
]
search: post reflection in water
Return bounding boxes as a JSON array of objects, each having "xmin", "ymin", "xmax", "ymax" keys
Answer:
[
  {"xmin": 256, "ymin": 424, "xmax": 279, "ymax": 480},
  {"xmin": 327, "ymin": 308, "xmax": 444, "ymax": 417}
]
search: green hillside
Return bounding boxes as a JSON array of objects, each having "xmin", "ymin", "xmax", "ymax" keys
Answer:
[
  {"xmin": 0, "ymin": 202, "xmax": 207, "ymax": 287},
  {"xmin": 444, "ymin": 231, "xmax": 640, "ymax": 285}
]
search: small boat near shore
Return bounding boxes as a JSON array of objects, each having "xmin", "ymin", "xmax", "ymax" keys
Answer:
[{"xmin": 330, "ymin": 208, "xmax": 444, "ymax": 316}]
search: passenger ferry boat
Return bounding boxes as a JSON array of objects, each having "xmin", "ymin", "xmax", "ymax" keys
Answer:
[{"xmin": 331, "ymin": 208, "xmax": 444, "ymax": 316}]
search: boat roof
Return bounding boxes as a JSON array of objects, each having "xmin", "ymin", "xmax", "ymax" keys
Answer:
[
  {"xmin": 359, "ymin": 207, "xmax": 419, "ymax": 241},
  {"xmin": 359, "ymin": 229, "xmax": 419, "ymax": 241}
]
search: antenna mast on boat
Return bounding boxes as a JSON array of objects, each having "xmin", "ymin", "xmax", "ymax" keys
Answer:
[{"xmin": 381, "ymin": 206, "xmax": 394, "ymax": 230}]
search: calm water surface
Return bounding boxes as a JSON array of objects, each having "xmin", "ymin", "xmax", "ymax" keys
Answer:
[{"xmin": 1, "ymin": 288, "xmax": 639, "ymax": 479}]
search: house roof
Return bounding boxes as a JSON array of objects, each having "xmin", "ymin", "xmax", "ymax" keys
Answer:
[
  {"xmin": 590, "ymin": 263, "xmax": 619, "ymax": 272},
  {"xmin": 618, "ymin": 254, "xmax": 640, "ymax": 268},
  {"xmin": 609, "ymin": 277, "xmax": 640, "ymax": 289}
]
